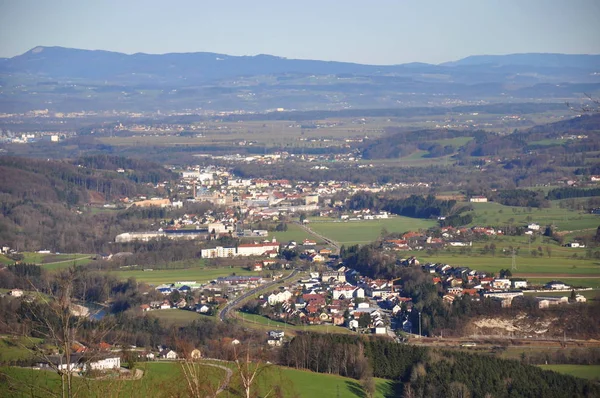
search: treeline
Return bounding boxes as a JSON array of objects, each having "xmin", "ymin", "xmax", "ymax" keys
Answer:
[
  {"xmin": 347, "ymin": 192, "xmax": 457, "ymax": 219},
  {"xmin": 495, "ymin": 189, "xmax": 548, "ymax": 207},
  {"xmin": 547, "ymin": 187, "xmax": 600, "ymax": 200},
  {"xmin": 281, "ymin": 333, "xmax": 599, "ymax": 397}
]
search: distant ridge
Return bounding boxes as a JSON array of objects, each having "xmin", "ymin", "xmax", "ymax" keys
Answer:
[
  {"xmin": 1, "ymin": 46, "xmax": 599, "ymax": 113},
  {"xmin": 443, "ymin": 53, "xmax": 600, "ymax": 68}
]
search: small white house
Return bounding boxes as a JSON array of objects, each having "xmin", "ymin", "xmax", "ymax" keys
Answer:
[
  {"xmin": 8, "ymin": 289, "xmax": 24, "ymax": 297},
  {"xmin": 511, "ymin": 280, "xmax": 528, "ymax": 289},
  {"xmin": 374, "ymin": 326, "xmax": 387, "ymax": 335},
  {"xmin": 545, "ymin": 281, "xmax": 570, "ymax": 290},
  {"xmin": 527, "ymin": 223, "xmax": 540, "ymax": 231},
  {"xmin": 159, "ymin": 349, "xmax": 178, "ymax": 359}
]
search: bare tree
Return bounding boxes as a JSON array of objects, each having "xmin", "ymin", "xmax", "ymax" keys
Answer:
[
  {"xmin": 232, "ymin": 344, "xmax": 273, "ymax": 398},
  {"xmin": 5, "ymin": 267, "xmax": 116, "ymax": 397}
]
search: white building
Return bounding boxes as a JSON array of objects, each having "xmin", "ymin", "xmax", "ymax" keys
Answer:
[
  {"xmin": 511, "ymin": 280, "xmax": 528, "ymax": 289},
  {"xmin": 267, "ymin": 290, "xmax": 293, "ymax": 305},
  {"xmin": 236, "ymin": 241, "xmax": 280, "ymax": 257},
  {"xmin": 469, "ymin": 196, "xmax": 488, "ymax": 203},
  {"xmin": 201, "ymin": 246, "xmax": 237, "ymax": 258},
  {"xmin": 545, "ymin": 281, "xmax": 570, "ymax": 290},
  {"xmin": 527, "ymin": 223, "xmax": 540, "ymax": 231}
]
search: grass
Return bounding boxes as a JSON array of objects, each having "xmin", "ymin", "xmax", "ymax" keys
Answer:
[
  {"xmin": 525, "ymin": 278, "xmax": 600, "ymax": 289},
  {"xmin": 0, "ymin": 336, "xmax": 43, "ymax": 363},
  {"xmin": 468, "ymin": 202, "xmax": 600, "ymax": 232},
  {"xmin": 310, "ymin": 217, "xmax": 437, "ymax": 245},
  {"xmin": 1, "ymin": 360, "xmax": 395, "ymax": 397},
  {"xmin": 113, "ymin": 266, "xmax": 256, "ymax": 285},
  {"xmin": 410, "ymin": 250, "xmax": 600, "ymax": 275},
  {"xmin": 538, "ymin": 365, "xmax": 600, "ymax": 381},
  {"xmin": 146, "ymin": 309, "xmax": 211, "ymax": 326},
  {"xmin": 270, "ymin": 223, "xmax": 319, "ymax": 244},
  {"xmin": 237, "ymin": 311, "xmax": 354, "ymax": 335}
]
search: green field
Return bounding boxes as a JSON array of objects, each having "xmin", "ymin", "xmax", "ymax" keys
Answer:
[
  {"xmin": 538, "ymin": 365, "xmax": 600, "ymax": 381},
  {"xmin": 270, "ymin": 223, "xmax": 319, "ymax": 244},
  {"xmin": 147, "ymin": 309, "xmax": 211, "ymax": 326},
  {"xmin": 468, "ymin": 202, "xmax": 600, "ymax": 232},
  {"xmin": 0, "ymin": 360, "xmax": 395, "ymax": 397},
  {"xmin": 237, "ymin": 311, "xmax": 354, "ymax": 335},
  {"xmin": 0, "ymin": 336, "xmax": 43, "ymax": 364},
  {"xmin": 113, "ymin": 266, "xmax": 256, "ymax": 285},
  {"xmin": 408, "ymin": 252, "xmax": 600, "ymax": 275},
  {"xmin": 309, "ymin": 217, "xmax": 437, "ymax": 245},
  {"xmin": 526, "ymin": 278, "xmax": 600, "ymax": 289}
]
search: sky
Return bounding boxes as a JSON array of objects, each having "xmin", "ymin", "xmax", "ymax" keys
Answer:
[{"xmin": 1, "ymin": 0, "xmax": 599, "ymax": 64}]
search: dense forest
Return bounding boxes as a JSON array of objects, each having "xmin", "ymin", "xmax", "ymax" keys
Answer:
[{"xmin": 347, "ymin": 192, "xmax": 458, "ymax": 219}]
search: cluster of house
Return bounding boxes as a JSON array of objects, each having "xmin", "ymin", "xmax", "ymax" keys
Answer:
[
  {"xmin": 250, "ymin": 267, "xmax": 394, "ymax": 334},
  {"xmin": 36, "ymin": 342, "xmax": 120, "ymax": 373},
  {"xmin": 423, "ymin": 263, "xmax": 588, "ymax": 308},
  {"xmin": 381, "ymin": 226, "xmax": 504, "ymax": 251}
]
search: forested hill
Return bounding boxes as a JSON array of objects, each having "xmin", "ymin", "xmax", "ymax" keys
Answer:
[
  {"xmin": 360, "ymin": 128, "xmax": 485, "ymax": 159},
  {"xmin": 0, "ymin": 155, "xmax": 175, "ymax": 252},
  {"xmin": 359, "ymin": 113, "xmax": 600, "ymax": 160},
  {"xmin": 0, "ymin": 156, "xmax": 174, "ymax": 204}
]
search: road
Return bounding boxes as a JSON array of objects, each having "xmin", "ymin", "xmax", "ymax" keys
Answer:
[
  {"xmin": 218, "ymin": 269, "xmax": 299, "ymax": 321},
  {"xmin": 295, "ymin": 221, "xmax": 340, "ymax": 254}
]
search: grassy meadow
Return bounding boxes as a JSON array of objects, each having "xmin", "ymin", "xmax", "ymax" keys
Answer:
[
  {"xmin": 309, "ymin": 217, "xmax": 437, "ymax": 245},
  {"xmin": 0, "ymin": 360, "xmax": 395, "ymax": 398}
]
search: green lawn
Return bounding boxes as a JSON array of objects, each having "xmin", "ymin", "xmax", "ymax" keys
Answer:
[
  {"xmin": 310, "ymin": 217, "xmax": 437, "ymax": 245},
  {"xmin": 538, "ymin": 365, "xmax": 600, "ymax": 381},
  {"xmin": 0, "ymin": 254, "xmax": 13, "ymax": 265},
  {"xmin": 147, "ymin": 309, "xmax": 211, "ymax": 326},
  {"xmin": 1, "ymin": 361, "xmax": 395, "ymax": 397},
  {"xmin": 113, "ymin": 266, "xmax": 256, "ymax": 285}
]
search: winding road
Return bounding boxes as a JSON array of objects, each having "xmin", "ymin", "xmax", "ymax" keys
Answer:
[{"xmin": 218, "ymin": 269, "xmax": 300, "ymax": 321}]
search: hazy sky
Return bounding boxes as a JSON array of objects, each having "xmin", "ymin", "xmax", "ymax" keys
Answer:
[{"xmin": 1, "ymin": 0, "xmax": 599, "ymax": 64}]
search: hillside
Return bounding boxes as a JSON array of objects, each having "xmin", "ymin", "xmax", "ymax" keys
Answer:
[{"xmin": 0, "ymin": 155, "xmax": 176, "ymax": 253}]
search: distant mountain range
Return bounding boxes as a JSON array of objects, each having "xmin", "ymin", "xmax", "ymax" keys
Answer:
[{"xmin": 1, "ymin": 46, "xmax": 599, "ymax": 113}]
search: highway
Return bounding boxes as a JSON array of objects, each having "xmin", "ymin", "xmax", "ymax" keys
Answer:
[{"xmin": 218, "ymin": 269, "xmax": 299, "ymax": 321}]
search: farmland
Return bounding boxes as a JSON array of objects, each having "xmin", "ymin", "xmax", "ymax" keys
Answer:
[{"xmin": 268, "ymin": 222, "xmax": 319, "ymax": 244}]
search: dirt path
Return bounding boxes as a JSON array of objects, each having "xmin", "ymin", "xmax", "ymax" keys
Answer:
[{"xmin": 203, "ymin": 363, "xmax": 233, "ymax": 395}]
